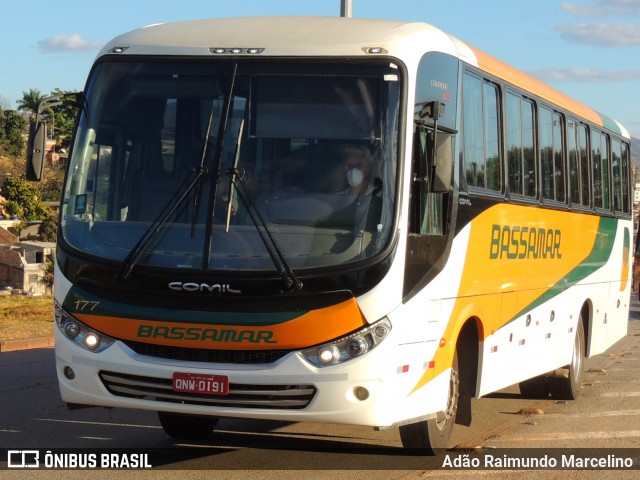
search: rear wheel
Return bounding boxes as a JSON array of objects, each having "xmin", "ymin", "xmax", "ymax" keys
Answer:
[
  {"xmin": 399, "ymin": 351, "xmax": 459, "ymax": 454},
  {"xmin": 158, "ymin": 412, "xmax": 218, "ymax": 439},
  {"xmin": 548, "ymin": 318, "xmax": 585, "ymax": 400}
]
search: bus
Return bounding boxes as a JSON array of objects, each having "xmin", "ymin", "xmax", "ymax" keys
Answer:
[{"xmin": 28, "ymin": 16, "xmax": 632, "ymax": 453}]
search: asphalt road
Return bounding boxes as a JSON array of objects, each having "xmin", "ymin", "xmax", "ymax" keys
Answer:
[{"xmin": 1, "ymin": 300, "xmax": 640, "ymax": 479}]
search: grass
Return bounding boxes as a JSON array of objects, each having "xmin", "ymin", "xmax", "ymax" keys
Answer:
[{"xmin": 0, "ymin": 295, "xmax": 55, "ymax": 340}]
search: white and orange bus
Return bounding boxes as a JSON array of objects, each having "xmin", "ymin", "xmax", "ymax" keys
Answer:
[{"xmin": 28, "ymin": 17, "xmax": 632, "ymax": 453}]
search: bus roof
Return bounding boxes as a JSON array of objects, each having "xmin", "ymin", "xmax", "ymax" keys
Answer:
[{"xmin": 99, "ymin": 16, "xmax": 629, "ymax": 139}]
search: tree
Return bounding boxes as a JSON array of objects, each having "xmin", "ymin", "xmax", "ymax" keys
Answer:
[
  {"xmin": 15, "ymin": 88, "xmax": 79, "ymax": 151},
  {"xmin": 1, "ymin": 177, "xmax": 50, "ymax": 220},
  {"xmin": 49, "ymin": 88, "xmax": 79, "ymax": 147},
  {"xmin": 3, "ymin": 200, "xmax": 22, "ymax": 217},
  {"xmin": 0, "ymin": 104, "xmax": 4, "ymax": 143},
  {"xmin": 0, "ymin": 110, "xmax": 27, "ymax": 156},
  {"xmin": 16, "ymin": 88, "xmax": 44, "ymax": 115},
  {"xmin": 40, "ymin": 175, "xmax": 64, "ymax": 202},
  {"xmin": 38, "ymin": 214, "xmax": 58, "ymax": 242}
]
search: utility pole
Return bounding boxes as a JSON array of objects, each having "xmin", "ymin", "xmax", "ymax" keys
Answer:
[{"xmin": 340, "ymin": 0, "xmax": 352, "ymax": 17}]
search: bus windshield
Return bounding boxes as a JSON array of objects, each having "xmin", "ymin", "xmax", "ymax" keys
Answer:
[{"xmin": 61, "ymin": 59, "xmax": 400, "ymax": 273}]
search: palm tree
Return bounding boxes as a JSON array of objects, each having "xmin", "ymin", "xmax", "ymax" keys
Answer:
[{"xmin": 16, "ymin": 89, "xmax": 44, "ymax": 115}]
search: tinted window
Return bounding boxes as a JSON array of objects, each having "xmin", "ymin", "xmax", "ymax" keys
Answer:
[
  {"xmin": 506, "ymin": 92, "xmax": 536, "ymax": 197},
  {"xmin": 463, "ymin": 73, "xmax": 501, "ymax": 192}
]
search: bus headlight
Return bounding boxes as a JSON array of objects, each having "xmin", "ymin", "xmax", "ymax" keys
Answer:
[
  {"xmin": 55, "ymin": 302, "xmax": 115, "ymax": 353},
  {"xmin": 299, "ymin": 318, "xmax": 392, "ymax": 367}
]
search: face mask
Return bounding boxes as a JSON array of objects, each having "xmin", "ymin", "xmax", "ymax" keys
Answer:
[{"xmin": 347, "ymin": 167, "xmax": 364, "ymax": 187}]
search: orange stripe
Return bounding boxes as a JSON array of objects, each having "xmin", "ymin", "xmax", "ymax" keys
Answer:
[
  {"xmin": 77, "ymin": 297, "xmax": 366, "ymax": 350},
  {"xmin": 410, "ymin": 205, "xmax": 603, "ymax": 395},
  {"xmin": 469, "ymin": 46, "xmax": 603, "ymax": 126}
]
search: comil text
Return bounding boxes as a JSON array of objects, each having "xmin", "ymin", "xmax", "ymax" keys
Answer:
[{"xmin": 489, "ymin": 224, "xmax": 562, "ymax": 260}]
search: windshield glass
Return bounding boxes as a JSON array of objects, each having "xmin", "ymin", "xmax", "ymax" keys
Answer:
[{"xmin": 61, "ymin": 59, "xmax": 400, "ymax": 272}]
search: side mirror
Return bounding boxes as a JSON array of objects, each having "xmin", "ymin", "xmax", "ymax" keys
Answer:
[
  {"xmin": 25, "ymin": 94, "xmax": 69, "ymax": 181},
  {"xmin": 26, "ymin": 121, "xmax": 47, "ymax": 181},
  {"xmin": 426, "ymin": 131, "xmax": 453, "ymax": 193}
]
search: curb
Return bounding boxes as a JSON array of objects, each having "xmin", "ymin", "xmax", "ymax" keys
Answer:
[{"xmin": 0, "ymin": 335, "xmax": 55, "ymax": 352}]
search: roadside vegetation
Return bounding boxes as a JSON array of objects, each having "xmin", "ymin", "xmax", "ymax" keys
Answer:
[
  {"xmin": 0, "ymin": 294, "xmax": 54, "ymax": 340},
  {"xmin": 0, "ymin": 89, "xmax": 71, "ymax": 342},
  {"xmin": 1, "ymin": 88, "xmax": 73, "ymax": 228}
]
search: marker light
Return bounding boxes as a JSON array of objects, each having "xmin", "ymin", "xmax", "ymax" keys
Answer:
[
  {"xmin": 363, "ymin": 47, "xmax": 388, "ymax": 54},
  {"xmin": 299, "ymin": 318, "xmax": 392, "ymax": 368},
  {"xmin": 210, "ymin": 47, "xmax": 264, "ymax": 55},
  {"xmin": 55, "ymin": 301, "xmax": 115, "ymax": 353}
]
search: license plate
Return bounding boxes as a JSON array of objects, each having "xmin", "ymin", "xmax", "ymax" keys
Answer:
[{"xmin": 172, "ymin": 372, "xmax": 230, "ymax": 396}]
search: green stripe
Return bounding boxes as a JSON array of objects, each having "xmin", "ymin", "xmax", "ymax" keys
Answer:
[
  {"xmin": 508, "ymin": 217, "xmax": 618, "ymax": 323},
  {"xmin": 62, "ymin": 286, "xmax": 303, "ymax": 326},
  {"xmin": 598, "ymin": 112, "xmax": 623, "ymax": 137}
]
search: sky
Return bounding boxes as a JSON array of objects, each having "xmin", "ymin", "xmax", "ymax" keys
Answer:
[{"xmin": 1, "ymin": 0, "xmax": 639, "ymax": 138}]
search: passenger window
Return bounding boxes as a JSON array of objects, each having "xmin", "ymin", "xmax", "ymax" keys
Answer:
[
  {"xmin": 578, "ymin": 124, "xmax": 590, "ymax": 207},
  {"xmin": 462, "ymin": 73, "xmax": 501, "ymax": 192},
  {"xmin": 592, "ymin": 131, "xmax": 611, "ymax": 211},
  {"xmin": 506, "ymin": 93, "xmax": 535, "ymax": 198},
  {"xmin": 540, "ymin": 108, "xmax": 565, "ymax": 203},
  {"xmin": 621, "ymin": 142, "xmax": 631, "ymax": 214},
  {"xmin": 568, "ymin": 120, "xmax": 590, "ymax": 207},
  {"xmin": 612, "ymin": 138, "xmax": 631, "ymax": 214}
]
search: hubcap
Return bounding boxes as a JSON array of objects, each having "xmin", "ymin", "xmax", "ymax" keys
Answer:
[{"xmin": 436, "ymin": 365, "xmax": 459, "ymax": 430}]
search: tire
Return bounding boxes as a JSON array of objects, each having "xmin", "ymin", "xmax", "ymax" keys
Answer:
[
  {"xmin": 548, "ymin": 318, "xmax": 585, "ymax": 400},
  {"xmin": 158, "ymin": 412, "xmax": 218, "ymax": 439},
  {"xmin": 399, "ymin": 351, "xmax": 459, "ymax": 454},
  {"xmin": 519, "ymin": 375, "xmax": 549, "ymax": 399}
]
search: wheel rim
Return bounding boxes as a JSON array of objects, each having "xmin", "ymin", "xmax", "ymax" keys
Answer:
[
  {"xmin": 435, "ymin": 365, "xmax": 459, "ymax": 430},
  {"xmin": 570, "ymin": 325, "xmax": 583, "ymax": 379}
]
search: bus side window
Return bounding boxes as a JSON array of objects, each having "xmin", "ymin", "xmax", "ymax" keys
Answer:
[
  {"xmin": 462, "ymin": 73, "xmax": 501, "ymax": 192},
  {"xmin": 568, "ymin": 119, "xmax": 590, "ymax": 208},
  {"xmin": 506, "ymin": 92, "xmax": 536, "ymax": 199},
  {"xmin": 540, "ymin": 107, "xmax": 565, "ymax": 204},
  {"xmin": 592, "ymin": 130, "xmax": 611, "ymax": 211},
  {"xmin": 612, "ymin": 138, "xmax": 630, "ymax": 214}
]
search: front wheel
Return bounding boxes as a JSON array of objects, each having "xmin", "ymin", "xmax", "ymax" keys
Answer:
[
  {"xmin": 399, "ymin": 351, "xmax": 459, "ymax": 454},
  {"xmin": 158, "ymin": 412, "xmax": 218, "ymax": 439}
]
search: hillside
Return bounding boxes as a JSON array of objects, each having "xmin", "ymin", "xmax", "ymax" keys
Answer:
[
  {"xmin": 0, "ymin": 155, "xmax": 65, "ymax": 203},
  {"xmin": 632, "ymin": 137, "xmax": 640, "ymax": 177},
  {"xmin": 0, "ymin": 154, "xmax": 26, "ymax": 178}
]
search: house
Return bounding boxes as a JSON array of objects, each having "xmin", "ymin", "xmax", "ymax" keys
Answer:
[{"xmin": 0, "ymin": 228, "xmax": 55, "ymax": 295}]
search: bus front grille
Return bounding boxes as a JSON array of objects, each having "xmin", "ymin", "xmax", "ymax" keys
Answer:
[
  {"xmin": 122, "ymin": 340, "xmax": 291, "ymax": 364},
  {"xmin": 98, "ymin": 371, "xmax": 317, "ymax": 410}
]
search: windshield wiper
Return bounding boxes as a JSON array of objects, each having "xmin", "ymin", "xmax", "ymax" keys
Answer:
[
  {"xmin": 191, "ymin": 108, "xmax": 216, "ymax": 237},
  {"xmin": 120, "ymin": 102, "xmax": 219, "ymax": 280},
  {"xmin": 226, "ymin": 118, "xmax": 244, "ymax": 233},
  {"xmin": 119, "ymin": 166, "xmax": 208, "ymax": 280},
  {"xmin": 227, "ymin": 167, "xmax": 303, "ymax": 294}
]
